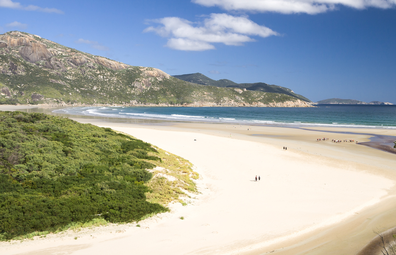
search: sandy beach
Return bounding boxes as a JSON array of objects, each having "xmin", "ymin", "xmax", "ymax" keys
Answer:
[{"xmin": 1, "ymin": 105, "xmax": 396, "ymax": 254}]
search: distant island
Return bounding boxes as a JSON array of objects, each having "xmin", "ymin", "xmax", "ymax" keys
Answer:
[
  {"xmin": 0, "ymin": 31, "xmax": 311, "ymax": 107},
  {"xmin": 316, "ymin": 98, "xmax": 393, "ymax": 105}
]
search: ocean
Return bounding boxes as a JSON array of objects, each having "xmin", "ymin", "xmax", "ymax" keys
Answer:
[{"xmin": 53, "ymin": 105, "xmax": 396, "ymax": 129}]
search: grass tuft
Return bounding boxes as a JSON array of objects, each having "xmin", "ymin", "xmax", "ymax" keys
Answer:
[{"xmin": 145, "ymin": 147, "xmax": 199, "ymax": 206}]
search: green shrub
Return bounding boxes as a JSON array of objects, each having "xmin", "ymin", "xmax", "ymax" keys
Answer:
[{"xmin": 0, "ymin": 112, "xmax": 168, "ymax": 240}]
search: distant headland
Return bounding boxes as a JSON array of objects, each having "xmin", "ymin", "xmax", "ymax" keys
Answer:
[{"xmin": 315, "ymin": 98, "xmax": 393, "ymax": 105}]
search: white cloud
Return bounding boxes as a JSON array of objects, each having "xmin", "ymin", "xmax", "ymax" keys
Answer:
[
  {"xmin": 167, "ymin": 38, "xmax": 215, "ymax": 51},
  {"xmin": 192, "ymin": 0, "xmax": 396, "ymax": 14},
  {"xmin": 76, "ymin": 38, "xmax": 109, "ymax": 51},
  {"xmin": 5, "ymin": 21, "xmax": 27, "ymax": 29},
  {"xmin": 25, "ymin": 5, "xmax": 63, "ymax": 14},
  {"xmin": 205, "ymin": 13, "xmax": 277, "ymax": 37},
  {"xmin": 76, "ymin": 39, "xmax": 93, "ymax": 44},
  {"xmin": 0, "ymin": 0, "xmax": 20, "ymax": 8},
  {"xmin": 144, "ymin": 13, "xmax": 278, "ymax": 51},
  {"xmin": 0, "ymin": 0, "xmax": 63, "ymax": 13}
]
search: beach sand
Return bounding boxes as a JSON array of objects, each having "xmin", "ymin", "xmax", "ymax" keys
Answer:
[{"xmin": 1, "ymin": 106, "xmax": 396, "ymax": 255}]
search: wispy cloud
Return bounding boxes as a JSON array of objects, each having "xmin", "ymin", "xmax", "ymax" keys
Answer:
[
  {"xmin": 192, "ymin": 0, "xmax": 396, "ymax": 14},
  {"xmin": 144, "ymin": 13, "xmax": 278, "ymax": 51},
  {"xmin": 5, "ymin": 21, "xmax": 27, "ymax": 29},
  {"xmin": 209, "ymin": 70, "xmax": 221, "ymax": 74},
  {"xmin": 0, "ymin": 0, "xmax": 63, "ymax": 14},
  {"xmin": 76, "ymin": 38, "xmax": 109, "ymax": 51},
  {"xmin": 209, "ymin": 61, "xmax": 228, "ymax": 66}
]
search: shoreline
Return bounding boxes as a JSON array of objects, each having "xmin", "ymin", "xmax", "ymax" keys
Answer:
[
  {"xmin": 77, "ymin": 120, "xmax": 396, "ymax": 255},
  {"xmin": 14, "ymin": 104, "xmax": 396, "ymax": 155},
  {"xmin": 1, "ymin": 105, "xmax": 396, "ymax": 254}
]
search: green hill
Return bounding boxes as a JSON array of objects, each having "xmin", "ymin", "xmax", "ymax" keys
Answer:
[
  {"xmin": 173, "ymin": 73, "xmax": 238, "ymax": 87},
  {"xmin": 173, "ymin": 73, "xmax": 310, "ymax": 102},
  {"xmin": 0, "ymin": 31, "xmax": 311, "ymax": 107}
]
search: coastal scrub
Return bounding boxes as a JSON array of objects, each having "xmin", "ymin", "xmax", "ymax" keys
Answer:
[{"xmin": 0, "ymin": 111, "xmax": 169, "ymax": 240}]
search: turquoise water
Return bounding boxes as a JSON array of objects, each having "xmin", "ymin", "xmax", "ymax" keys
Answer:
[{"xmin": 54, "ymin": 105, "xmax": 396, "ymax": 129}]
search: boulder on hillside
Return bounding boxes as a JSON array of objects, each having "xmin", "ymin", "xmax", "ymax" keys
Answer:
[
  {"xmin": 45, "ymin": 57, "xmax": 66, "ymax": 71},
  {"xmin": 69, "ymin": 55, "xmax": 88, "ymax": 66},
  {"xmin": 95, "ymin": 57, "xmax": 128, "ymax": 71},
  {"xmin": 9, "ymin": 62, "xmax": 18, "ymax": 74},
  {"xmin": 1, "ymin": 87, "xmax": 11, "ymax": 97},
  {"xmin": 0, "ymin": 41, "xmax": 7, "ymax": 48},
  {"xmin": 31, "ymin": 93, "xmax": 44, "ymax": 101},
  {"xmin": 20, "ymin": 42, "xmax": 52, "ymax": 63}
]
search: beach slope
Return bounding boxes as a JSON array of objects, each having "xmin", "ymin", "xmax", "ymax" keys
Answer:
[{"xmin": 0, "ymin": 109, "xmax": 395, "ymax": 254}]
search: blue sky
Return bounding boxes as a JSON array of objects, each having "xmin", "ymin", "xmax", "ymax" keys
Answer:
[{"xmin": 1, "ymin": 0, "xmax": 396, "ymax": 103}]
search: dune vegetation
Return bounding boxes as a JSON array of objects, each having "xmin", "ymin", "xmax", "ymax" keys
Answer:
[{"xmin": 0, "ymin": 111, "xmax": 197, "ymax": 240}]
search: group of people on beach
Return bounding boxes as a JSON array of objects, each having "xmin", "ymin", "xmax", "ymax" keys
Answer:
[
  {"xmin": 316, "ymin": 137, "xmax": 356, "ymax": 143},
  {"xmin": 331, "ymin": 139, "xmax": 355, "ymax": 143},
  {"xmin": 255, "ymin": 175, "xmax": 260, "ymax": 181}
]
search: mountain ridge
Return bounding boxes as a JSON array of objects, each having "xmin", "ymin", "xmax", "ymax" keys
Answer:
[
  {"xmin": 173, "ymin": 73, "xmax": 310, "ymax": 102},
  {"xmin": 0, "ymin": 31, "xmax": 312, "ymax": 107}
]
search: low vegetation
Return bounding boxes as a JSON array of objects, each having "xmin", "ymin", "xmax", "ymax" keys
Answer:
[
  {"xmin": 145, "ymin": 148, "xmax": 199, "ymax": 206},
  {"xmin": 0, "ymin": 111, "xmax": 198, "ymax": 240}
]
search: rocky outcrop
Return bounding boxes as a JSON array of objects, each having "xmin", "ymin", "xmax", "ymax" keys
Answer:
[
  {"xmin": 69, "ymin": 55, "xmax": 88, "ymax": 66},
  {"xmin": 132, "ymin": 79, "xmax": 152, "ymax": 94},
  {"xmin": 3, "ymin": 33, "xmax": 32, "ymax": 47},
  {"xmin": 1, "ymin": 32, "xmax": 52, "ymax": 63},
  {"xmin": 0, "ymin": 32, "xmax": 128, "ymax": 72},
  {"xmin": 20, "ymin": 43, "xmax": 52, "ymax": 63},
  {"xmin": 140, "ymin": 67, "xmax": 170, "ymax": 80},
  {"xmin": 31, "ymin": 93, "xmax": 44, "ymax": 101},
  {"xmin": 1, "ymin": 87, "xmax": 11, "ymax": 97},
  {"xmin": 46, "ymin": 57, "xmax": 66, "ymax": 71},
  {"xmin": 95, "ymin": 57, "xmax": 128, "ymax": 71},
  {"xmin": 9, "ymin": 62, "xmax": 18, "ymax": 74},
  {"xmin": 0, "ymin": 61, "xmax": 26, "ymax": 75}
]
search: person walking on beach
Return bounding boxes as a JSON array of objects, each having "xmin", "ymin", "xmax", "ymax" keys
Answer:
[
  {"xmin": 255, "ymin": 175, "xmax": 257, "ymax": 181},
  {"xmin": 258, "ymin": 176, "xmax": 260, "ymax": 181}
]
